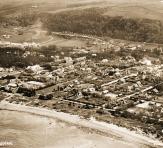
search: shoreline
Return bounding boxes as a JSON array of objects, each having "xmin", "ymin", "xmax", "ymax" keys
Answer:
[{"xmin": 0, "ymin": 100, "xmax": 163, "ymax": 147}]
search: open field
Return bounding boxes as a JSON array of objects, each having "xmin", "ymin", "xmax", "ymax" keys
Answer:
[
  {"xmin": 0, "ymin": 0, "xmax": 162, "ymax": 15},
  {"xmin": 1, "ymin": 0, "xmax": 163, "ymax": 19},
  {"xmin": 0, "ymin": 0, "xmax": 105, "ymax": 16}
]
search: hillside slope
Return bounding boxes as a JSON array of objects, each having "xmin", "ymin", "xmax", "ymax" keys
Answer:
[{"xmin": 42, "ymin": 7, "xmax": 163, "ymax": 44}]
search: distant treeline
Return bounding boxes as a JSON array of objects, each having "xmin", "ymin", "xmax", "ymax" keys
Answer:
[
  {"xmin": 0, "ymin": 46, "xmax": 57, "ymax": 68},
  {"xmin": 0, "ymin": 47, "xmax": 25, "ymax": 67},
  {"xmin": 0, "ymin": 11, "xmax": 38, "ymax": 27},
  {"xmin": 0, "ymin": 43, "xmax": 163, "ymax": 68},
  {"xmin": 41, "ymin": 8, "xmax": 163, "ymax": 44}
]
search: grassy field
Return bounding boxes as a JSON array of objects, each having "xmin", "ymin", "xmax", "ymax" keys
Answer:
[
  {"xmin": 0, "ymin": 0, "xmax": 105, "ymax": 16},
  {"xmin": 0, "ymin": 0, "xmax": 162, "ymax": 18},
  {"xmin": 103, "ymin": 0, "xmax": 163, "ymax": 21}
]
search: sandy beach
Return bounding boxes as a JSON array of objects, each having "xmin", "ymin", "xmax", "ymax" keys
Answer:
[{"xmin": 0, "ymin": 101, "xmax": 163, "ymax": 148}]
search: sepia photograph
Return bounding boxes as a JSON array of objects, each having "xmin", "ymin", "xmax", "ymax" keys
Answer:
[{"xmin": 0, "ymin": 0, "xmax": 163, "ymax": 148}]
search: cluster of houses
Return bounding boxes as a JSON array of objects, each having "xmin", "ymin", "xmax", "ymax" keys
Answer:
[
  {"xmin": 0, "ymin": 41, "xmax": 40, "ymax": 49},
  {"xmin": 0, "ymin": 42, "xmax": 163, "ymax": 140}
]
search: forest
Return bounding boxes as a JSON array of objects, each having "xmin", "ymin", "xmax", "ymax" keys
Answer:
[
  {"xmin": 42, "ymin": 8, "xmax": 163, "ymax": 44},
  {"xmin": 0, "ymin": 10, "xmax": 38, "ymax": 27},
  {"xmin": 0, "ymin": 46, "xmax": 57, "ymax": 68}
]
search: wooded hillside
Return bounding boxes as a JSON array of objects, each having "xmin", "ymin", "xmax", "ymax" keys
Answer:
[{"xmin": 42, "ymin": 8, "xmax": 163, "ymax": 44}]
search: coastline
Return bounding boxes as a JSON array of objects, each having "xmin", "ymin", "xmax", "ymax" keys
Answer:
[{"xmin": 0, "ymin": 100, "xmax": 163, "ymax": 148}]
